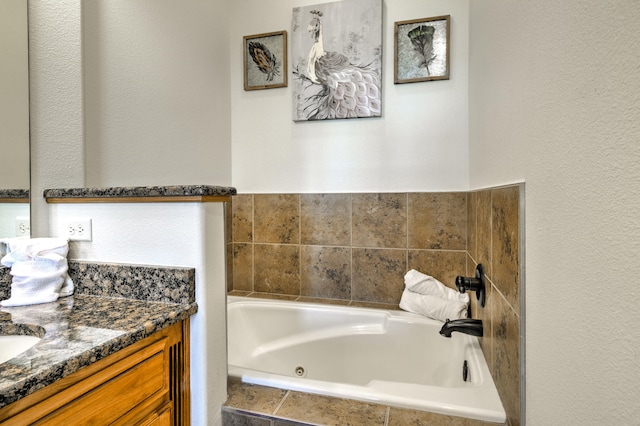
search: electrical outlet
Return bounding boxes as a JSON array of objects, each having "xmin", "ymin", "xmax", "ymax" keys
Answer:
[
  {"xmin": 65, "ymin": 218, "xmax": 92, "ymax": 241},
  {"xmin": 15, "ymin": 216, "xmax": 30, "ymax": 236}
]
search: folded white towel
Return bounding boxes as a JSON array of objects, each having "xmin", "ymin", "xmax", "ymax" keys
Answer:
[
  {"xmin": 0, "ymin": 237, "xmax": 74, "ymax": 307},
  {"xmin": 404, "ymin": 269, "xmax": 469, "ymax": 304},
  {"xmin": 399, "ymin": 289, "xmax": 468, "ymax": 322}
]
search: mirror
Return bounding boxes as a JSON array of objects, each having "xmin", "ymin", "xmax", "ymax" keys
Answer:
[{"xmin": 0, "ymin": 0, "xmax": 30, "ymax": 239}]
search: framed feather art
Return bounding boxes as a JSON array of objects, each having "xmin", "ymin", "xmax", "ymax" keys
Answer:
[
  {"xmin": 394, "ymin": 15, "xmax": 450, "ymax": 84},
  {"xmin": 243, "ymin": 30, "xmax": 287, "ymax": 91},
  {"xmin": 291, "ymin": 0, "xmax": 382, "ymax": 121}
]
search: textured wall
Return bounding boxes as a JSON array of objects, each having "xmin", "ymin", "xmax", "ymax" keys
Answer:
[
  {"xmin": 469, "ymin": 1, "xmax": 640, "ymax": 424},
  {"xmin": 28, "ymin": 0, "xmax": 85, "ymax": 236}
]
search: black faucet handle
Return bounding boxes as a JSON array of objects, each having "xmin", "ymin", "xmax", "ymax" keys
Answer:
[{"xmin": 454, "ymin": 264, "xmax": 486, "ymax": 307}]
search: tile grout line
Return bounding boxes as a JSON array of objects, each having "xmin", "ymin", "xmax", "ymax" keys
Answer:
[
  {"xmin": 298, "ymin": 194, "xmax": 302, "ymax": 298},
  {"xmin": 251, "ymin": 194, "xmax": 255, "ymax": 293},
  {"xmin": 350, "ymin": 193, "xmax": 354, "ymax": 304},
  {"xmin": 272, "ymin": 390, "xmax": 291, "ymax": 416},
  {"xmin": 405, "ymin": 193, "xmax": 409, "ymax": 274},
  {"xmin": 384, "ymin": 406, "xmax": 391, "ymax": 426}
]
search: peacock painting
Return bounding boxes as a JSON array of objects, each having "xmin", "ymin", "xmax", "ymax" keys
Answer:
[{"xmin": 292, "ymin": 0, "xmax": 382, "ymax": 121}]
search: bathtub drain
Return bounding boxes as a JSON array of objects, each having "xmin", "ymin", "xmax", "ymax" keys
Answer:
[{"xmin": 295, "ymin": 366, "xmax": 305, "ymax": 377}]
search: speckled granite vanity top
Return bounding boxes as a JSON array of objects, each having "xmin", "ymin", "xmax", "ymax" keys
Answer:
[
  {"xmin": 0, "ymin": 261, "xmax": 197, "ymax": 408},
  {"xmin": 43, "ymin": 184, "xmax": 236, "ymax": 201},
  {"xmin": 0, "ymin": 189, "xmax": 29, "ymax": 201}
]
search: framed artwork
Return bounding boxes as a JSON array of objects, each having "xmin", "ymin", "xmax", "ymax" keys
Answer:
[
  {"xmin": 243, "ymin": 30, "xmax": 287, "ymax": 91},
  {"xmin": 291, "ymin": 0, "xmax": 382, "ymax": 121},
  {"xmin": 394, "ymin": 15, "xmax": 450, "ymax": 84}
]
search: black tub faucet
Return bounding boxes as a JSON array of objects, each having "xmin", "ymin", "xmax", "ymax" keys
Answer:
[{"xmin": 439, "ymin": 319, "xmax": 483, "ymax": 338}]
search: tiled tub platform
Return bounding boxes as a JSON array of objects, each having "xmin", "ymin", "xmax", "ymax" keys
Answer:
[{"xmin": 223, "ymin": 379, "xmax": 500, "ymax": 426}]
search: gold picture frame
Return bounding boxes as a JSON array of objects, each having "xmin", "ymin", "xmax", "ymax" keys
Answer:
[
  {"xmin": 394, "ymin": 15, "xmax": 450, "ymax": 84},
  {"xmin": 243, "ymin": 30, "xmax": 287, "ymax": 91}
]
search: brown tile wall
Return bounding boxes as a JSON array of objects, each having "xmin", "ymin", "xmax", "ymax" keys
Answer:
[
  {"xmin": 227, "ymin": 192, "xmax": 467, "ymax": 305},
  {"xmin": 226, "ymin": 186, "xmax": 522, "ymax": 426},
  {"xmin": 467, "ymin": 185, "xmax": 522, "ymax": 426}
]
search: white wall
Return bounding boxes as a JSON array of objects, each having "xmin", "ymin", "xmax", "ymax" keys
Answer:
[
  {"xmin": 469, "ymin": 1, "xmax": 640, "ymax": 424},
  {"xmin": 230, "ymin": 0, "xmax": 469, "ymax": 193},
  {"xmin": 0, "ymin": 204, "xmax": 29, "ymax": 238},
  {"xmin": 48, "ymin": 202, "xmax": 228, "ymax": 426}
]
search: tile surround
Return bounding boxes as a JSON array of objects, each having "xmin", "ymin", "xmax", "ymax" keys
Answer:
[
  {"xmin": 300, "ymin": 193, "xmax": 351, "ymax": 246},
  {"xmin": 470, "ymin": 185, "xmax": 522, "ymax": 426},
  {"xmin": 352, "ymin": 248, "xmax": 406, "ymax": 304},
  {"xmin": 223, "ymin": 379, "xmax": 502, "ymax": 426},
  {"xmin": 475, "ymin": 190, "xmax": 493, "ymax": 278},
  {"xmin": 226, "ymin": 186, "xmax": 522, "ymax": 426},
  {"xmin": 300, "ymin": 245, "xmax": 351, "ymax": 299},
  {"xmin": 229, "ymin": 192, "xmax": 469, "ymax": 304},
  {"xmin": 408, "ymin": 192, "xmax": 467, "ymax": 250},
  {"xmin": 491, "ymin": 186, "xmax": 520, "ymax": 310},
  {"xmin": 253, "ymin": 244, "xmax": 300, "ymax": 294},
  {"xmin": 352, "ymin": 193, "xmax": 406, "ymax": 248},
  {"xmin": 254, "ymin": 194, "xmax": 299, "ymax": 244},
  {"xmin": 277, "ymin": 391, "xmax": 388, "ymax": 426}
]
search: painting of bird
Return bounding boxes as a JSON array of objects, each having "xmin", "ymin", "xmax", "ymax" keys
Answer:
[{"xmin": 292, "ymin": 0, "xmax": 382, "ymax": 121}]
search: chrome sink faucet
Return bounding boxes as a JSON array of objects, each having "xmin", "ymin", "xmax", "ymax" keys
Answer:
[{"xmin": 439, "ymin": 319, "xmax": 483, "ymax": 338}]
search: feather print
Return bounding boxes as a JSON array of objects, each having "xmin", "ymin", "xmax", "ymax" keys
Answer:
[
  {"xmin": 407, "ymin": 25, "xmax": 436, "ymax": 75},
  {"xmin": 248, "ymin": 41, "xmax": 280, "ymax": 82}
]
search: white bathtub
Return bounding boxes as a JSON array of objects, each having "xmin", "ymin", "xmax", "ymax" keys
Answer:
[{"xmin": 227, "ymin": 296, "xmax": 506, "ymax": 423}]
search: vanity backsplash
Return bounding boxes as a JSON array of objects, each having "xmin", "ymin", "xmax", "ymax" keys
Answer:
[{"xmin": 1, "ymin": 261, "xmax": 195, "ymax": 305}]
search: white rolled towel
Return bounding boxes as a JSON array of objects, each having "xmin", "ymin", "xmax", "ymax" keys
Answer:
[
  {"xmin": 399, "ymin": 289, "xmax": 468, "ymax": 322},
  {"xmin": 0, "ymin": 237, "xmax": 74, "ymax": 307},
  {"xmin": 404, "ymin": 269, "xmax": 469, "ymax": 304}
]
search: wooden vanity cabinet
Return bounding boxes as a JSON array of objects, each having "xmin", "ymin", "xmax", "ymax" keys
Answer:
[{"xmin": 0, "ymin": 321, "xmax": 190, "ymax": 425}]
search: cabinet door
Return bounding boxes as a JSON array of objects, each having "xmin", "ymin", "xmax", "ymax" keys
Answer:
[
  {"xmin": 35, "ymin": 339, "xmax": 169, "ymax": 425},
  {"xmin": 139, "ymin": 403, "xmax": 173, "ymax": 426},
  {"xmin": 1, "ymin": 321, "xmax": 189, "ymax": 426}
]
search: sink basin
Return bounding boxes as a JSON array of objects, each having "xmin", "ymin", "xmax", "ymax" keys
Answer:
[
  {"xmin": 0, "ymin": 323, "xmax": 45, "ymax": 364},
  {"xmin": 0, "ymin": 334, "xmax": 42, "ymax": 364}
]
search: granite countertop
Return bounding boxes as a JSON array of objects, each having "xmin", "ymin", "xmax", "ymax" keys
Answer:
[
  {"xmin": 0, "ymin": 262, "xmax": 198, "ymax": 409},
  {"xmin": 0, "ymin": 189, "xmax": 29, "ymax": 201},
  {"xmin": 43, "ymin": 184, "xmax": 236, "ymax": 200}
]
